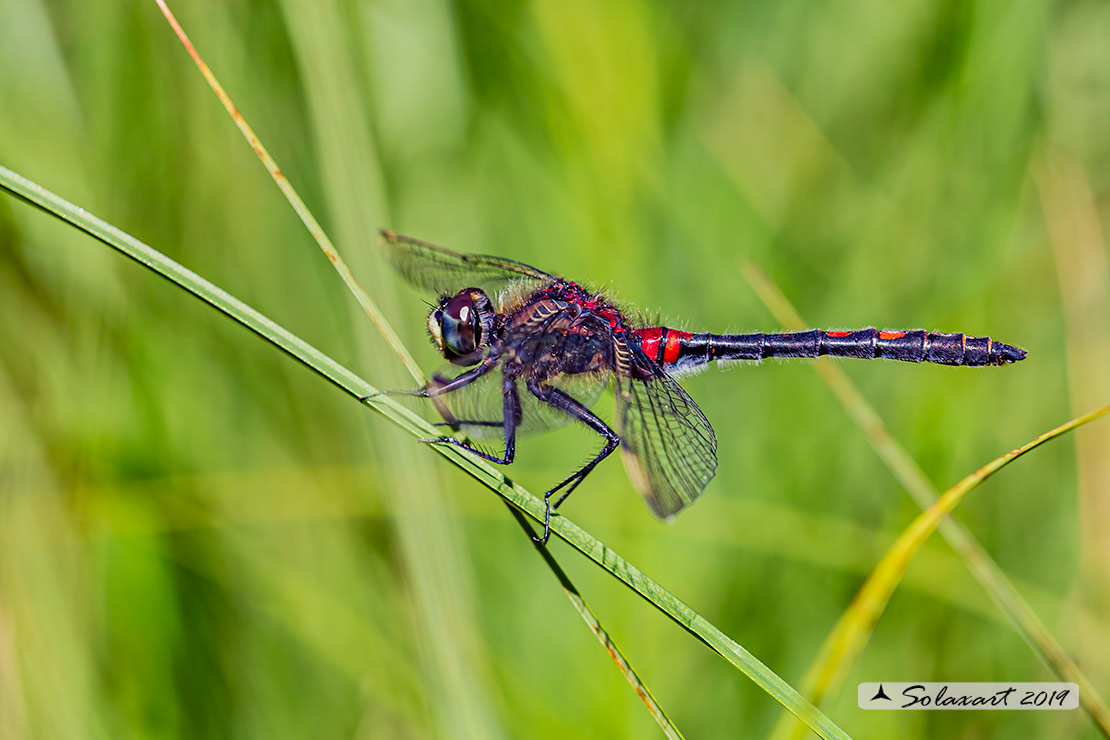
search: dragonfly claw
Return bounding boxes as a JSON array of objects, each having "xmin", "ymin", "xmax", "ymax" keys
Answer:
[
  {"xmin": 419, "ymin": 436, "xmax": 455, "ymax": 445},
  {"xmin": 531, "ymin": 491, "xmax": 555, "ymax": 545}
]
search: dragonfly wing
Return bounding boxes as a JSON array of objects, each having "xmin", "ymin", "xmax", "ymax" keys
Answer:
[
  {"xmin": 613, "ymin": 337, "xmax": 717, "ymax": 519},
  {"xmin": 426, "ymin": 362, "xmax": 504, "ymax": 437},
  {"xmin": 381, "ymin": 230, "xmax": 555, "ymax": 294}
]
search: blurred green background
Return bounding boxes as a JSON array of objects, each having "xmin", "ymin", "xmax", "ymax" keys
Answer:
[{"xmin": 2, "ymin": 0, "xmax": 1109, "ymax": 737}]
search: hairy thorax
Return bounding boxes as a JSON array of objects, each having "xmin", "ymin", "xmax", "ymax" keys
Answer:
[{"xmin": 500, "ymin": 287, "xmax": 620, "ymax": 383}]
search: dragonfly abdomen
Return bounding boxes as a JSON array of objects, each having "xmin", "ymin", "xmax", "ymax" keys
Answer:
[{"xmin": 635, "ymin": 327, "xmax": 1026, "ymax": 370}]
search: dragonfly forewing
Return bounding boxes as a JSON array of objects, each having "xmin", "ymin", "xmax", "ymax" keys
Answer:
[{"xmin": 382, "ymin": 230, "xmax": 554, "ymax": 295}]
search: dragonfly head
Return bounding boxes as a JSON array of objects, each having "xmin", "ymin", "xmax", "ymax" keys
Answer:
[{"xmin": 428, "ymin": 288, "xmax": 494, "ymax": 365}]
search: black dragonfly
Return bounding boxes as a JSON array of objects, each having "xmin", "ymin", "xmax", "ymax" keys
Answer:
[{"xmin": 381, "ymin": 231, "xmax": 1026, "ymax": 543}]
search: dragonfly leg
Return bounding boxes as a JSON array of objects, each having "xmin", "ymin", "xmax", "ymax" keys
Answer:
[
  {"xmin": 527, "ymin": 380, "xmax": 620, "ymax": 544},
  {"xmin": 360, "ymin": 359, "xmax": 497, "ymax": 404},
  {"xmin": 432, "ymin": 420, "xmax": 502, "ymax": 428},
  {"xmin": 424, "ymin": 374, "xmax": 520, "ymax": 465}
]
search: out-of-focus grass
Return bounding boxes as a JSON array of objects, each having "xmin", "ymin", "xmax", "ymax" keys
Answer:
[{"xmin": 1, "ymin": 1, "xmax": 1108, "ymax": 738}]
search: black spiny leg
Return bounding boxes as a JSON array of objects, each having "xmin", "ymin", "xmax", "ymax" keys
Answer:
[
  {"xmin": 360, "ymin": 358, "xmax": 497, "ymax": 405},
  {"xmin": 426, "ymin": 374, "xmax": 521, "ymax": 465},
  {"xmin": 432, "ymin": 420, "xmax": 503, "ymax": 429},
  {"xmin": 527, "ymin": 380, "xmax": 620, "ymax": 544}
]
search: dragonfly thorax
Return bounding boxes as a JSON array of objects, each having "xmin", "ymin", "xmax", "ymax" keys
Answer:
[{"xmin": 428, "ymin": 288, "xmax": 495, "ymax": 366}]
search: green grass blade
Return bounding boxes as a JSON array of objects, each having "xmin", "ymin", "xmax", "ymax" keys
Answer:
[
  {"xmin": 742, "ymin": 260, "xmax": 1110, "ymax": 738},
  {"xmin": 0, "ymin": 164, "xmax": 853, "ymax": 740}
]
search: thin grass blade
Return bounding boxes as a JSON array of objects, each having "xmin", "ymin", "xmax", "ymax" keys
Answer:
[
  {"xmin": 153, "ymin": 0, "xmax": 422, "ymax": 383},
  {"xmin": 502, "ymin": 503, "xmax": 684, "ymax": 740}
]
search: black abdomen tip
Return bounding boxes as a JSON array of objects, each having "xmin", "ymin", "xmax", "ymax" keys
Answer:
[{"xmin": 990, "ymin": 341, "xmax": 1027, "ymax": 365}]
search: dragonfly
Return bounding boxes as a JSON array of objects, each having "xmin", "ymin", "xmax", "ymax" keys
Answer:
[{"xmin": 380, "ymin": 230, "xmax": 1026, "ymax": 544}]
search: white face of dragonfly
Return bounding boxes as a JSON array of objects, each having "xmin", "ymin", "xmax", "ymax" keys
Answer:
[{"xmin": 427, "ymin": 288, "xmax": 494, "ymax": 366}]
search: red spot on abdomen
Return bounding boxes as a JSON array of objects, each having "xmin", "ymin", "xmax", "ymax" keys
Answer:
[
  {"xmin": 663, "ymin": 330, "xmax": 692, "ymax": 365},
  {"xmin": 826, "ymin": 331, "xmax": 850, "ymax": 338},
  {"xmin": 879, "ymin": 330, "xmax": 905, "ymax": 341},
  {"xmin": 637, "ymin": 327, "xmax": 664, "ymax": 361}
]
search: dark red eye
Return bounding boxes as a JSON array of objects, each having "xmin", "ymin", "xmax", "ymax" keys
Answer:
[{"xmin": 440, "ymin": 293, "xmax": 480, "ymax": 359}]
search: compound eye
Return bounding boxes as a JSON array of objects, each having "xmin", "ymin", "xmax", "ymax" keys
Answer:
[{"xmin": 439, "ymin": 293, "xmax": 480, "ymax": 359}]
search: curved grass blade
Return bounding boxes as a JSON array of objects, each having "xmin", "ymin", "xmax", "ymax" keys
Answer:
[
  {"xmin": 741, "ymin": 260, "xmax": 1110, "ymax": 738},
  {"xmin": 0, "ymin": 165, "xmax": 852, "ymax": 740},
  {"xmin": 779, "ymin": 406, "xmax": 1110, "ymax": 740}
]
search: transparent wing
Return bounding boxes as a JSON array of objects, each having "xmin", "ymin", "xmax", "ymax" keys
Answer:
[
  {"xmin": 381, "ymin": 230, "xmax": 556, "ymax": 295},
  {"xmin": 613, "ymin": 337, "xmax": 717, "ymax": 519},
  {"xmin": 428, "ymin": 304, "xmax": 614, "ymax": 438},
  {"xmin": 428, "ymin": 363, "xmax": 610, "ymax": 438}
]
